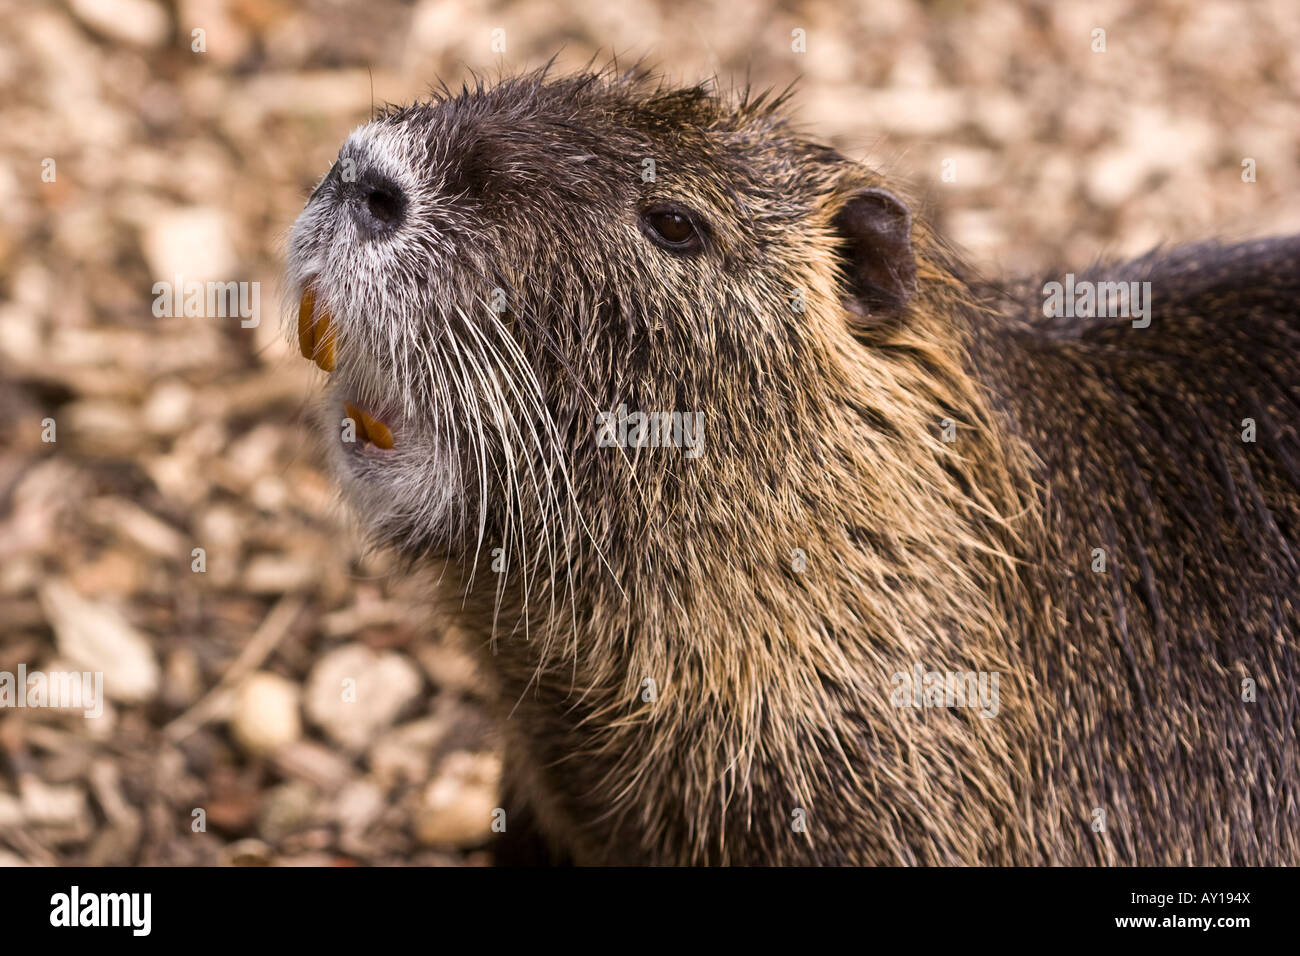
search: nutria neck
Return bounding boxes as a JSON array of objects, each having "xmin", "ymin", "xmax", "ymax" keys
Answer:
[{"xmin": 441, "ymin": 230, "xmax": 1045, "ymax": 863}]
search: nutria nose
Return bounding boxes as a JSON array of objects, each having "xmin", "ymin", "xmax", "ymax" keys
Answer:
[{"xmin": 349, "ymin": 174, "xmax": 407, "ymax": 237}]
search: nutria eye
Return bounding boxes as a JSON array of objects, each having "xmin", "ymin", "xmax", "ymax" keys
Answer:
[{"xmin": 640, "ymin": 204, "xmax": 704, "ymax": 252}]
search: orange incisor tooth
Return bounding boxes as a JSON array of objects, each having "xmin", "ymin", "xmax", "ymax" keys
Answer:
[
  {"xmin": 297, "ymin": 286, "xmax": 337, "ymax": 372},
  {"xmin": 344, "ymin": 402, "xmax": 395, "ymax": 450},
  {"xmin": 297, "ymin": 287, "xmax": 316, "ymax": 361}
]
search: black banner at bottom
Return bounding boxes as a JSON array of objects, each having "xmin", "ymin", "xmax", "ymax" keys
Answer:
[{"xmin": 0, "ymin": 864, "xmax": 1273, "ymax": 943}]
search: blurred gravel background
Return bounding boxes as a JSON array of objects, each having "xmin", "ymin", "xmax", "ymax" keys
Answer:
[{"xmin": 1, "ymin": 0, "xmax": 1298, "ymax": 866}]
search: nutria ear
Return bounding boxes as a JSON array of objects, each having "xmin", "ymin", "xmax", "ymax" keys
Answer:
[{"xmin": 831, "ymin": 187, "xmax": 917, "ymax": 326}]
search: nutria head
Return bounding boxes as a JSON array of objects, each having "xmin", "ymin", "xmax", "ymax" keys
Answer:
[{"xmin": 285, "ymin": 68, "xmax": 930, "ymax": 575}]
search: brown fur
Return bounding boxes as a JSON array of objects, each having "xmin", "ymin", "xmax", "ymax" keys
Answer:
[{"xmin": 289, "ymin": 68, "xmax": 1300, "ymax": 865}]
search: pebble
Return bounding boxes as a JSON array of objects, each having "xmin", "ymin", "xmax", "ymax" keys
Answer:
[
  {"xmin": 140, "ymin": 206, "xmax": 237, "ymax": 285},
  {"xmin": 414, "ymin": 752, "xmax": 501, "ymax": 848},
  {"xmin": 40, "ymin": 580, "xmax": 160, "ymax": 703},
  {"xmin": 304, "ymin": 645, "xmax": 424, "ymax": 751},
  {"xmin": 68, "ymin": 0, "xmax": 170, "ymax": 49},
  {"xmin": 258, "ymin": 781, "xmax": 319, "ymax": 842},
  {"xmin": 230, "ymin": 672, "xmax": 302, "ymax": 755}
]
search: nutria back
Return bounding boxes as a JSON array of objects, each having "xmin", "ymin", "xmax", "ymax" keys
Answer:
[
  {"xmin": 990, "ymin": 237, "xmax": 1300, "ymax": 864},
  {"xmin": 286, "ymin": 68, "xmax": 1300, "ymax": 865}
]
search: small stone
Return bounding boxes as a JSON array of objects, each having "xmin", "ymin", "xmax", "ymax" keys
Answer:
[
  {"xmin": 140, "ymin": 206, "xmax": 237, "ymax": 285},
  {"xmin": 142, "ymin": 381, "xmax": 194, "ymax": 435},
  {"xmin": 229, "ymin": 672, "xmax": 301, "ymax": 756},
  {"xmin": 20, "ymin": 779, "xmax": 89, "ymax": 831},
  {"xmin": 370, "ymin": 717, "xmax": 444, "ymax": 787},
  {"xmin": 335, "ymin": 779, "xmax": 385, "ymax": 835},
  {"xmin": 258, "ymin": 781, "xmax": 319, "ymax": 842},
  {"xmin": 219, "ymin": 838, "xmax": 272, "ymax": 867},
  {"xmin": 40, "ymin": 581, "xmax": 160, "ymax": 703},
  {"xmin": 272, "ymin": 740, "xmax": 354, "ymax": 792},
  {"xmin": 414, "ymin": 752, "xmax": 501, "ymax": 849},
  {"xmin": 304, "ymin": 645, "xmax": 424, "ymax": 751},
  {"xmin": 69, "ymin": 0, "xmax": 170, "ymax": 48},
  {"xmin": 241, "ymin": 553, "xmax": 320, "ymax": 595}
]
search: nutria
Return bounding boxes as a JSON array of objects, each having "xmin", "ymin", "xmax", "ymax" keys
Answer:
[{"xmin": 285, "ymin": 67, "xmax": 1300, "ymax": 865}]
